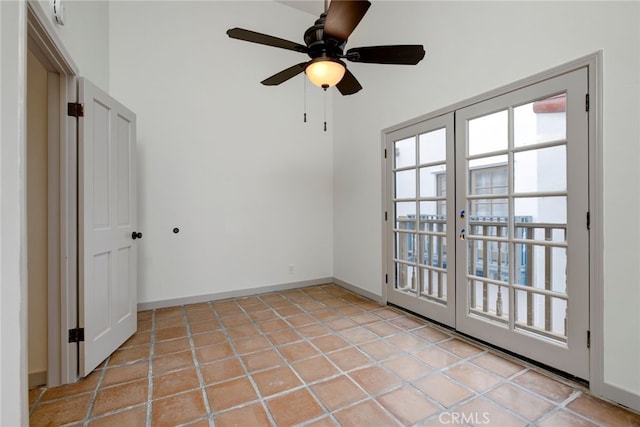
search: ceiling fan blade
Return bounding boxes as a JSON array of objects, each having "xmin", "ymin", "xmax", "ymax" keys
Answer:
[
  {"xmin": 227, "ymin": 28, "xmax": 308, "ymax": 54},
  {"xmin": 323, "ymin": 0, "xmax": 371, "ymax": 41},
  {"xmin": 261, "ymin": 63, "xmax": 307, "ymax": 86},
  {"xmin": 346, "ymin": 45, "xmax": 426, "ymax": 65},
  {"xmin": 336, "ymin": 68, "xmax": 362, "ymax": 95}
]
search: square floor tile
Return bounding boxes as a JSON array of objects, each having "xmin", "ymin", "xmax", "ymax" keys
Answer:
[
  {"xmin": 101, "ymin": 361, "xmax": 149, "ymax": 388},
  {"xmin": 537, "ymin": 409, "xmax": 598, "ymax": 427},
  {"xmin": 30, "ymin": 393, "xmax": 91, "ymax": 426},
  {"xmin": 90, "ymin": 404, "xmax": 147, "ymax": 427},
  {"xmin": 206, "ymin": 377, "xmax": 258, "ymax": 412},
  {"xmin": 513, "ymin": 370, "xmax": 574, "ymax": 402},
  {"xmin": 232, "ymin": 335, "xmax": 271, "ymax": 354},
  {"xmin": 200, "ymin": 358, "xmax": 245, "ymax": 385},
  {"xmin": 471, "ymin": 352, "xmax": 524, "ymax": 378},
  {"xmin": 414, "ymin": 373, "xmax": 473, "ymax": 408},
  {"xmin": 438, "ymin": 338, "xmax": 484, "ymax": 358},
  {"xmin": 311, "ymin": 375, "xmax": 367, "ymax": 411},
  {"xmin": 252, "ymin": 366, "xmax": 302, "ymax": 397},
  {"xmin": 226, "ymin": 324, "xmax": 260, "ymax": 340},
  {"xmin": 340, "ymin": 327, "xmax": 379, "ymax": 344},
  {"xmin": 191, "ymin": 331, "xmax": 226, "ymax": 348},
  {"xmin": 326, "ymin": 347, "xmax": 372, "ymax": 372},
  {"xmin": 387, "ymin": 332, "xmax": 426, "ymax": 351},
  {"xmin": 292, "ymin": 355, "xmax": 339, "ymax": 383},
  {"xmin": 311, "ymin": 335, "xmax": 350, "ymax": 353},
  {"xmin": 190, "ymin": 320, "xmax": 221, "ymax": 334},
  {"xmin": 349, "ymin": 365, "xmax": 402, "ymax": 394},
  {"xmin": 358, "ymin": 340, "xmax": 402, "ymax": 361},
  {"xmin": 280, "ymin": 341, "xmax": 319, "ymax": 362},
  {"xmin": 155, "ymin": 326, "xmax": 188, "ymax": 342},
  {"xmin": 152, "ymin": 389, "xmax": 207, "ymax": 426},
  {"xmin": 445, "ymin": 363, "xmax": 502, "ymax": 392},
  {"xmin": 410, "ymin": 326, "xmax": 450, "ymax": 343},
  {"xmin": 266, "ymin": 329, "xmax": 302, "ymax": 346},
  {"xmin": 92, "ymin": 379, "xmax": 148, "ymax": 416},
  {"xmin": 266, "ymin": 388, "xmax": 324, "ymax": 426},
  {"xmin": 153, "ymin": 368, "xmax": 200, "ymax": 399},
  {"xmin": 109, "ymin": 344, "xmax": 151, "ymax": 367},
  {"xmin": 414, "ymin": 347, "xmax": 460, "ymax": 369},
  {"xmin": 377, "ymin": 385, "xmax": 438, "ymax": 425},
  {"xmin": 334, "ymin": 399, "xmax": 398, "ymax": 426},
  {"xmin": 487, "ymin": 383, "xmax": 554, "ymax": 421},
  {"xmin": 154, "ymin": 337, "xmax": 190, "ymax": 356},
  {"xmin": 366, "ymin": 322, "xmax": 401, "ymax": 338},
  {"xmin": 453, "ymin": 396, "xmax": 527, "ymax": 426},
  {"xmin": 297, "ymin": 323, "xmax": 332, "ymax": 338},
  {"xmin": 257, "ymin": 318, "xmax": 289, "ymax": 333},
  {"xmin": 241, "ymin": 348, "xmax": 285, "ymax": 372},
  {"xmin": 214, "ymin": 402, "xmax": 270, "ymax": 427},
  {"xmin": 383, "ymin": 355, "xmax": 431, "ymax": 381},
  {"xmin": 390, "ymin": 316, "xmax": 425, "ymax": 330},
  {"xmin": 194, "ymin": 343, "xmax": 234, "ymax": 364},
  {"xmin": 153, "ymin": 350, "xmax": 195, "ymax": 375}
]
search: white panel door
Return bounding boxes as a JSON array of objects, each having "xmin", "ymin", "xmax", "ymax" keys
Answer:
[{"xmin": 78, "ymin": 78, "xmax": 138, "ymax": 376}]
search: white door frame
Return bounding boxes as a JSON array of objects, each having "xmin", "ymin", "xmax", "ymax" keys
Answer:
[
  {"xmin": 382, "ymin": 52, "xmax": 602, "ymax": 393},
  {"xmin": 27, "ymin": 0, "xmax": 79, "ymax": 386}
]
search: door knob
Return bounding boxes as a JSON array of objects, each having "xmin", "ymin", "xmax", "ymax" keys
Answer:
[{"xmin": 132, "ymin": 231, "xmax": 143, "ymax": 240}]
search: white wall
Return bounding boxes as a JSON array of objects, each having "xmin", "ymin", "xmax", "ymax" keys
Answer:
[
  {"xmin": 34, "ymin": 0, "xmax": 109, "ymax": 90},
  {"xmin": 0, "ymin": 0, "xmax": 28, "ymax": 424},
  {"xmin": 333, "ymin": 0, "xmax": 640, "ymax": 409},
  {"xmin": 109, "ymin": 1, "xmax": 334, "ymax": 304}
]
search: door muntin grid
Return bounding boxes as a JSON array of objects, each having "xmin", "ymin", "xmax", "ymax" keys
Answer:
[
  {"xmin": 462, "ymin": 93, "xmax": 571, "ymax": 344},
  {"xmin": 393, "ymin": 128, "xmax": 449, "ymax": 305}
]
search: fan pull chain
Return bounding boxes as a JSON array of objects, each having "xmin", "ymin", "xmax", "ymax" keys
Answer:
[
  {"xmin": 303, "ymin": 76, "xmax": 307, "ymax": 123},
  {"xmin": 323, "ymin": 89, "xmax": 327, "ymax": 132}
]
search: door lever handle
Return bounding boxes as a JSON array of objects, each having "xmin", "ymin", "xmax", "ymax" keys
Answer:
[{"xmin": 132, "ymin": 231, "xmax": 143, "ymax": 240}]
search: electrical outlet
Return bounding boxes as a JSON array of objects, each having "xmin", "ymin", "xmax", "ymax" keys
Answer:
[{"xmin": 288, "ymin": 264, "xmax": 294, "ymax": 274}]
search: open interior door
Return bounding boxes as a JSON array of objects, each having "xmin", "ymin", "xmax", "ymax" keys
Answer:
[{"xmin": 78, "ymin": 78, "xmax": 138, "ymax": 376}]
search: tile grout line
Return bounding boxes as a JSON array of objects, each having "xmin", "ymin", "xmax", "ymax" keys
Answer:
[
  {"xmin": 181, "ymin": 304, "xmax": 215, "ymax": 426},
  {"xmin": 212, "ymin": 298, "xmax": 282, "ymax": 426},
  {"xmin": 266, "ymin": 287, "xmax": 410, "ymax": 426},
  {"xmin": 145, "ymin": 309, "xmax": 157, "ymax": 427},
  {"xmin": 82, "ymin": 354, "xmax": 109, "ymax": 425}
]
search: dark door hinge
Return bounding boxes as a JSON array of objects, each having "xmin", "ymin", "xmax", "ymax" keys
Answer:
[
  {"xmin": 385, "ymin": 211, "xmax": 388, "ymax": 221},
  {"xmin": 587, "ymin": 330, "xmax": 591, "ymax": 348},
  {"xmin": 68, "ymin": 327, "xmax": 85, "ymax": 343},
  {"xmin": 384, "ymin": 148, "xmax": 387, "ymax": 159},
  {"xmin": 585, "ymin": 94, "xmax": 590, "ymax": 112},
  {"xmin": 67, "ymin": 102, "xmax": 84, "ymax": 117},
  {"xmin": 385, "ymin": 274, "xmax": 388, "ymax": 284},
  {"xmin": 587, "ymin": 211, "xmax": 591, "ymax": 230}
]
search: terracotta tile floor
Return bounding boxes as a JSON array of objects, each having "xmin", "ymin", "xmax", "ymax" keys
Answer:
[{"xmin": 29, "ymin": 284, "xmax": 640, "ymax": 426}]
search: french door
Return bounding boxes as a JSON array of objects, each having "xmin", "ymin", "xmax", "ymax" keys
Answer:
[
  {"xmin": 385, "ymin": 67, "xmax": 590, "ymax": 379},
  {"xmin": 386, "ymin": 113, "xmax": 456, "ymax": 327}
]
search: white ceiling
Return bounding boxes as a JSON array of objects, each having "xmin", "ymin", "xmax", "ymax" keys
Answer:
[{"xmin": 275, "ymin": 1, "xmax": 325, "ymax": 17}]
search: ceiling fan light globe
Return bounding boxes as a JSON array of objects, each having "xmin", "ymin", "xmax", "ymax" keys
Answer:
[{"xmin": 305, "ymin": 59, "xmax": 346, "ymax": 88}]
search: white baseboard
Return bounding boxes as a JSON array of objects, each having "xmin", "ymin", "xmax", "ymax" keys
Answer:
[
  {"xmin": 601, "ymin": 381, "xmax": 640, "ymax": 414},
  {"xmin": 137, "ymin": 277, "xmax": 335, "ymax": 311}
]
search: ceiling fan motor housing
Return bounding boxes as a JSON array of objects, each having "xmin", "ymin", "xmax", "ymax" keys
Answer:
[{"xmin": 304, "ymin": 14, "xmax": 346, "ymax": 59}]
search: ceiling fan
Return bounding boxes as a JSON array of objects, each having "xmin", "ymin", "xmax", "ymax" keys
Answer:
[{"xmin": 226, "ymin": 0, "xmax": 425, "ymax": 95}]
